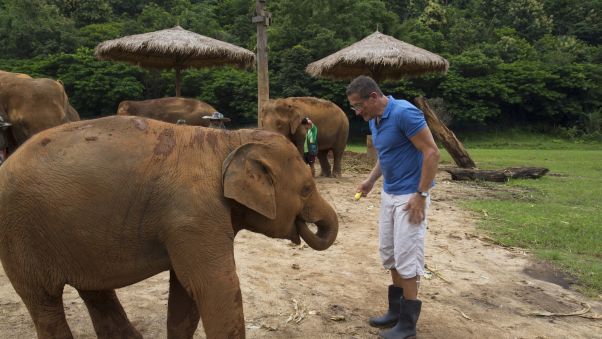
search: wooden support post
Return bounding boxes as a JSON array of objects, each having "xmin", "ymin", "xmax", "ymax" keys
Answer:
[
  {"xmin": 414, "ymin": 96, "xmax": 476, "ymax": 169},
  {"xmin": 175, "ymin": 67, "xmax": 181, "ymax": 97},
  {"xmin": 366, "ymin": 134, "xmax": 377, "ymax": 165},
  {"xmin": 254, "ymin": 0, "xmax": 271, "ymax": 127}
]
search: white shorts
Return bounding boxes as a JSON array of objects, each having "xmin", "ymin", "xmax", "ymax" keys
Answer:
[{"xmin": 378, "ymin": 190, "xmax": 429, "ymax": 279}]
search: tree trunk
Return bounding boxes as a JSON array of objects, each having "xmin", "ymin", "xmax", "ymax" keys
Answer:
[
  {"xmin": 445, "ymin": 167, "xmax": 549, "ymax": 182},
  {"xmin": 414, "ymin": 97, "xmax": 476, "ymax": 168}
]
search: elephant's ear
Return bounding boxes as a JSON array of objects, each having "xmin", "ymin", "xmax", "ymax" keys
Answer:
[
  {"xmin": 222, "ymin": 143, "xmax": 277, "ymax": 220},
  {"xmin": 289, "ymin": 109, "xmax": 302, "ymax": 135}
]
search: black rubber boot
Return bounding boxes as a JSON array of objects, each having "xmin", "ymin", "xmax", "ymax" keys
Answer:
[
  {"xmin": 379, "ymin": 299, "xmax": 422, "ymax": 339},
  {"xmin": 368, "ymin": 285, "xmax": 403, "ymax": 328}
]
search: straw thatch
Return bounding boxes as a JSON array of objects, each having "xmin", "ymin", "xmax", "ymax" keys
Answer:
[
  {"xmin": 305, "ymin": 31, "xmax": 449, "ymax": 81},
  {"xmin": 95, "ymin": 26, "xmax": 255, "ymax": 70}
]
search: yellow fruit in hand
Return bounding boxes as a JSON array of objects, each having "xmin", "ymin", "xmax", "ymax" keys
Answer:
[{"xmin": 354, "ymin": 192, "xmax": 362, "ymax": 201}]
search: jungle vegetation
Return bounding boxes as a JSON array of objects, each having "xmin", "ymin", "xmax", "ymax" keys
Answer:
[{"xmin": 0, "ymin": 0, "xmax": 601, "ymax": 139}]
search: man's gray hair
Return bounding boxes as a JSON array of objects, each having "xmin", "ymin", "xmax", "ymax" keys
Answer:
[{"xmin": 346, "ymin": 75, "xmax": 383, "ymax": 98}]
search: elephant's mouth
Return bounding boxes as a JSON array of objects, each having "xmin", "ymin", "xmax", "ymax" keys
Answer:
[{"xmin": 291, "ymin": 217, "xmax": 304, "ymax": 245}]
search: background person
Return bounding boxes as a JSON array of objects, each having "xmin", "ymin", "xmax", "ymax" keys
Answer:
[
  {"xmin": 302, "ymin": 117, "xmax": 318, "ymax": 177},
  {"xmin": 346, "ymin": 75, "xmax": 440, "ymax": 339},
  {"xmin": 203, "ymin": 112, "xmax": 230, "ymax": 129}
]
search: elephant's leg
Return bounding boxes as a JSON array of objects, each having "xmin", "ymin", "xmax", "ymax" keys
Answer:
[
  {"xmin": 167, "ymin": 235, "xmax": 245, "ymax": 339},
  {"xmin": 332, "ymin": 147, "xmax": 344, "ymax": 178},
  {"xmin": 167, "ymin": 269, "xmax": 200, "ymax": 339},
  {"xmin": 77, "ymin": 289, "xmax": 142, "ymax": 339},
  {"xmin": 17, "ymin": 284, "xmax": 73, "ymax": 339},
  {"xmin": 317, "ymin": 149, "xmax": 331, "ymax": 177}
]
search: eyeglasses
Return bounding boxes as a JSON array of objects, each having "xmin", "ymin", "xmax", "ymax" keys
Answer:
[
  {"xmin": 350, "ymin": 96, "xmax": 372, "ymax": 112},
  {"xmin": 350, "ymin": 103, "xmax": 364, "ymax": 112}
]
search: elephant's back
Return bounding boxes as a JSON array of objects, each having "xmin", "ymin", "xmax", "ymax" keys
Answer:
[
  {"xmin": 0, "ymin": 116, "xmax": 179, "ymax": 245},
  {"xmin": 116, "ymin": 97, "xmax": 216, "ymax": 126},
  {"xmin": 289, "ymin": 97, "xmax": 348, "ymax": 126}
]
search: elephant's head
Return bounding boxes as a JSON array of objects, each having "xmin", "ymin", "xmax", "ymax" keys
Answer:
[
  {"xmin": 222, "ymin": 138, "xmax": 338, "ymax": 250},
  {"xmin": 261, "ymin": 102, "xmax": 308, "ymax": 149}
]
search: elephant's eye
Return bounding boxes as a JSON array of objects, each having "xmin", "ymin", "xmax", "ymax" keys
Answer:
[{"xmin": 301, "ymin": 184, "xmax": 312, "ymax": 198}]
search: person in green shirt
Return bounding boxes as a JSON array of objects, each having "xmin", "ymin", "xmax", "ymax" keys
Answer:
[{"xmin": 302, "ymin": 117, "xmax": 318, "ymax": 177}]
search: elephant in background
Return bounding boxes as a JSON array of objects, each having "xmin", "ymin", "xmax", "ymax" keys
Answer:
[
  {"xmin": 261, "ymin": 96, "xmax": 349, "ymax": 177},
  {"xmin": 0, "ymin": 116, "xmax": 338, "ymax": 339},
  {"xmin": 0, "ymin": 70, "xmax": 80, "ymax": 155},
  {"xmin": 117, "ymin": 97, "xmax": 217, "ymax": 126}
]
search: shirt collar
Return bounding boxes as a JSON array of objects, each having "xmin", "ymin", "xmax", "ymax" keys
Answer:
[{"xmin": 378, "ymin": 95, "xmax": 394, "ymax": 120}]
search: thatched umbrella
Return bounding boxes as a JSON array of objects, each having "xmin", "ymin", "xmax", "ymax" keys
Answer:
[
  {"xmin": 306, "ymin": 31, "xmax": 478, "ymax": 169},
  {"xmin": 95, "ymin": 26, "xmax": 255, "ymax": 96},
  {"xmin": 305, "ymin": 31, "xmax": 448, "ymax": 82}
]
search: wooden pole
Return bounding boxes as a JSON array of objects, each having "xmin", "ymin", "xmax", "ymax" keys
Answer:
[
  {"xmin": 175, "ymin": 67, "xmax": 181, "ymax": 97},
  {"xmin": 253, "ymin": 0, "xmax": 271, "ymax": 127}
]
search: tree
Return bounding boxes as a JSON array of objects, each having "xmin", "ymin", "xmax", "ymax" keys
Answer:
[{"xmin": 0, "ymin": 0, "xmax": 78, "ymax": 58}]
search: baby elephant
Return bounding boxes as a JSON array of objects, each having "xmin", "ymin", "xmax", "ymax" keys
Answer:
[{"xmin": 0, "ymin": 116, "xmax": 338, "ymax": 339}]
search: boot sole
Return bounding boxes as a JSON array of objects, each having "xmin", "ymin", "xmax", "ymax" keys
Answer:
[{"xmin": 368, "ymin": 321, "xmax": 398, "ymax": 329}]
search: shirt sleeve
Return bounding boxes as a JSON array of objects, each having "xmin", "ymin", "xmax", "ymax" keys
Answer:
[{"xmin": 400, "ymin": 105, "xmax": 426, "ymax": 138}]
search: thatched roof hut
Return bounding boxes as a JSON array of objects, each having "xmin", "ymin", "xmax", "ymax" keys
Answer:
[
  {"xmin": 305, "ymin": 31, "xmax": 449, "ymax": 82},
  {"xmin": 95, "ymin": 26, "xmax": 255, "ymax": 96}
]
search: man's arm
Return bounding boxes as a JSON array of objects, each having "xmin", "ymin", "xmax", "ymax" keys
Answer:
[
  {"xmin": 404, "ymin": 126, "xmax": 440, "ymax": 224},
  {"xmin": 357, "ymin": 159, "xmax": 382, "ymax": 196},
  {"xmin": 411, "ymin": 127, "xmax": 440, "ymax": 193}
]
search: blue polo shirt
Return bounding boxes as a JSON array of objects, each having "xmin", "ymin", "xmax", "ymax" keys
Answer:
[{"xmin": 369, "ymin": 96, "xmax": 431, "ymax": 195}]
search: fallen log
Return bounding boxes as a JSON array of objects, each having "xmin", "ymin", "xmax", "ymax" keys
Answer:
[{"xmin": 445, "ymin": 167, "xmax": 549, "ymax": 182}]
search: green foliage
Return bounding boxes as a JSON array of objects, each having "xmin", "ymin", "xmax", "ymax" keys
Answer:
[
  {"xmin": 0, "ymin": 0, "xmax": 78, "ymax": 58},
  {"xmin": 0, "ymin": 0, "xmax": 600, "ymax": 135},
  {"xmin": 181, "ymin": 68, "xmax": 258, "ymax": 126},
  {"xmin": 0, "ymin": 48, "xmax": 145, "ymax": 118}
]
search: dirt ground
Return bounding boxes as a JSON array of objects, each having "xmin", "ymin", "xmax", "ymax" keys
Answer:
[{"xmin": 1, "ymin": 152, "xmax": 601, "ymax": 338}]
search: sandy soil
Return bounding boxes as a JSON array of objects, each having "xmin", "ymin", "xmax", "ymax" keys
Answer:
[{"xmin": 1, "ymin": 153, "xmax": 601, "ymax": 338}]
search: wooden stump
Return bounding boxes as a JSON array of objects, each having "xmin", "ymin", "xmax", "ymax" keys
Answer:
[
  {"xmin": 414, "ymin": 97, "xmax": 476, "ymax": 169},
  {"xmin": 366, "ymin": 134, "xmax": 377, "ymax": 165},
  {"xmin": 445, "ymin": 167, "xmax": 549, "ymax": 182}
]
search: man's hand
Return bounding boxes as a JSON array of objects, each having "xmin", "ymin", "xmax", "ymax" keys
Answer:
[
  {"xmin": 356, "ymin": 179, "xmax": 375, "ymax": 198},
  {"xmin": 403, "ymin": 194, "xmax": 426, "ymax": 224}
]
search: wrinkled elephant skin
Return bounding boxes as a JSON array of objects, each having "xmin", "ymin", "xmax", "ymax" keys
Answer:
[
  {"xmin": 0, "ymin": 116, "xmax": 338, "ymax": 339},
  {"xmin": 117, "ymin": 97, "xmax": 217, "ymax": 126},
  {"xmin": 261, "ymin": 97, "xmax": 349, "ymax": 177}
]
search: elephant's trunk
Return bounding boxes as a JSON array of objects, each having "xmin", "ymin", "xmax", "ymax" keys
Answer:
[{"xmin": 296, "ymin": 203, "xmax": 338, "ymax": 251}]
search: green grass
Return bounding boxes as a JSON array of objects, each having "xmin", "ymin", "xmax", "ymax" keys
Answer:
[
  {"xmin": 454, "ymin": 147, "xmax": 602, "ymax": 295},
  {"xmin": 349, "ymin": 133, "xmax": 602, "ymax": 295}
]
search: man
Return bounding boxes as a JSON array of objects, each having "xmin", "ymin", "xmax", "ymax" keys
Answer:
[
  {"xmin": 203, "ymin": 112, "xmax": 230, "ymax": 129},
  {"xmin": 302, "ymin": 117, "xmax": 318, "ymax": 177},
  {"xmin": 0, "ymin": 117, "xmax": 11, "ymax": 165},
  {"xmin": 346, "ymin": 76, "xmax": 439, "ymax": 339}
]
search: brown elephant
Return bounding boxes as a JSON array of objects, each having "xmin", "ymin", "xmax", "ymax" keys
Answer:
[
  {"xmin": 0, "ymin": 70, "xmax": 80, "ymax": 155},
  {"xmin": 117, "ymin": 97, "xmax": 217, "ymax": 126},
  {"xmin": 261, "ymin": 97, "xmax": 349, "ymax": 177},
  {"xmin": 0, "ymin": 116, "xmax": 338, "ymax": 339}
]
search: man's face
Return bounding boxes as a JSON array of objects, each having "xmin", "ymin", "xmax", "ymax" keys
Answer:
[{"xmin": 347, "ymin": 92, "xmax": 376, "ymax": 121}]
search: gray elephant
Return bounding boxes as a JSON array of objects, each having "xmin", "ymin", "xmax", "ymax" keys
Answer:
[
  {"xmin": 0, "ymin": 116, "xmax": 338, "ymax": 339},
  {"xmin": 261, "ymin": 97, "xmax": 349, "ymax": 177}
]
